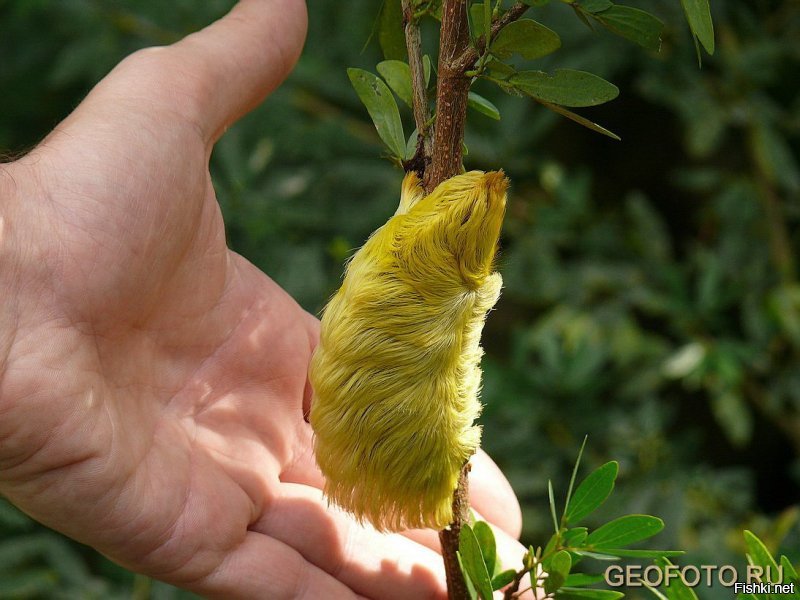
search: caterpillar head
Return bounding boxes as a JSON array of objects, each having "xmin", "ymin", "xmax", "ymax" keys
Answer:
[{"xmin": 393, "ymin": 170, "xmax": 507, "ymax": 289}]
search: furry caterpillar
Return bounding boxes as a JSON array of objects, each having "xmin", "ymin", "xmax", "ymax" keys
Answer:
[{"xmin": 309, "ymin": 170, "xmax": 507, "ymax": 532}]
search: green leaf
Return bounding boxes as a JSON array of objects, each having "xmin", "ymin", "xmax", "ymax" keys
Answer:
[
  {"xmin": 473, "ymin": 521, "xmax": 497, "ymax": 577},
  {"xmin": 549, "ymin": 480, "xmax": 560, "ymax": 534},
  {"xmin": 593, "ymin": 5, "xmax": 664, "ymax": 51},
  {"xmin": 578, "ymin": 0, "xmax": 612, "ymax": 13},
  {"xmin": 598, "ymin": 549, "xmax": 684, "ymax": 558},
  {"xmin": 780, "ymin": 555, "xmax": 799, "ymax": 582},
  {"xmin": 564, "ymin": 436, "xmax": 589, "ymax": 521},
  {"xmin": 654, "ymin": 557, "xmax": 699, "ymax": 600},
  {"xmin": 376, "ymin": 60, "xmax": 413, "ymax": 108},
  {"xmin": 571, "ymin": 549, "xmax": 621, "ymax": 561},
  {"xmin": 545, "ymin": 550, "xmax": 573, "ymax": 594},
  {"xmin": 539, "ymin": 100, "xmax": 622, "ymax": 142},
  {"xmin": 711, "ymin": 391, "xmax": 752, "ymax": 446},
  {"xmin": 564, "ymin": 527, "xmax": 589, "ymax": 547},
  {"xmin": 511, "ymin": 70, "xmax": 619, "ymax": 107},
  {"xmin": 523, "ymin": 0, "xmax": 551, "ymax": 5},
  {"xmin": 492, "ymin": 569, "xmax": 517, "ymax": 590},
  {"xmin": 486, "ymin": 59, "xmax": 517, "ymax": 79},
  {"xmin": 565, "ymin": 462, "xmax": 619, "ymax": 524},
  {"xmin": 543, "ymin": 532, "xmax": 560, "ymax": 562},
  {"xmin": 564, "ymin": 573, "xmax": 607, "ymax": 587},
  {"xmin": 468, "ymin": 91, "xmax": 501, "ymax": 120},
  {"xmin": 378, "ymin": 0, "xmax": 406, "ymax": 60},
  {"xmin": 557, "ymin": 588, "xmax": 625, "ymax": 600},
  {"xmin": 405, "ymin": 128, "xmax": 419, "ymax": 161},
  {"xmin": 423, "ymin": 55, "xmax": 432, "ymax": 87},
  {"xmin": 539, "ymin": 101, "xmax": 621, "ymax": 140},
  {"xmin": 643, "ymin": 583, "xmax": 670, "ymax": 600},
  {"xmin": 743, "ymin": 530, "xmax": 781, "ymax": 583},
  {"xmin": 586, "ymin": 515, "xmax": 664, "ymax": 548},
  {"xmin": 679, "ymin": 0, "xmax": 714, "ymax": 54},
  {"xmin": 457, "ymin": 551, "xmax": 480, "ymax": 600},
  {"xmin": 469, "ymin": 3, "xmax": 487, "ymax": 40},
  {"xmin": 347, "ymin": 68, "xmax": 406, "ymax": 159},
  {"xmin": 459, "ymin": 524, "xmax": 495, "ymax": 600},
  {"xmin": 751, "ymin": 122, "xmax": 800, "ymax": 193},
  {"xmin": 0, "ymin": 499, "xmax": 33, "ymax": 530},
  {"xmin": 491, "ymin": 19, "xmax": 561, "ymax": 60},
  {"xmin": 0, "ymin": 569, "xmax": 58, "ymax": 597}
]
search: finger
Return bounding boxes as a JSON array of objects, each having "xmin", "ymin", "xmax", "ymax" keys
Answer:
[
  {"xmin": 189, "ymin": 531, "xmax": 366, "ymax": 600},
  {"xmin": 171, "ymin": 0, "xmax": 307, "ymax": 142},
  {"xmin": 470, "ymin": 449, "xmax": 523, "ymax": 539},
  {"xmin": 256, "ymin": 482, "xmax": 448, "ymax": 600}
]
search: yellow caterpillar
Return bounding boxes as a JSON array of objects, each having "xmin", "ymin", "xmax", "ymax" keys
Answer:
[{"xmin": 309, "ymin": 170, "xmax": 507, "ymax": 531}]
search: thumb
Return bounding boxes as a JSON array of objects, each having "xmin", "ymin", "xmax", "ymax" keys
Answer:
[{"xmin": 171, "ymin": 0, "xmax": 307, "ymax": 142}]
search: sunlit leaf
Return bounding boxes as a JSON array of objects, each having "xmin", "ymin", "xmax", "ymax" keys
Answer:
[
  {"xmin": 564, "ymin": 573, "xmax": 607, "ymax": 587},
  {"xmin": 600, "ymin": 549, "xmax": 684, "ymax": 558},
  {"xmin": 456, "ymin": 551, "xmax": 480, "ymax": 600},
  {"xmin": 492, "ymin": 569, "xmax": 517, "ymax": 590},
  {"xmin": 473, "ymin": 521, "xmax": 497, "ymax": 577},
  {"xmin": 654, "ymin": 557, "xmax": 699, "ymax": 600},
  {"xmin": 564, "ymin": 527, "xmax": 589, "ymax": 547},
  {"xmin": 585, "ymin": 515, "xmax": 664, "ymax": 548},
  {"xmin": 565, "ymin": 462, "xmax": 618, "ymax": 524},
  {"xmin": 557, "ymin": 587, "xmax": 625, "ymax": 599},
  {"xmin": 545, "ymin": 550, "xmax": 573, "ymax": 594},
  {"xmin": 459, "ymin": 524, "xmax": 494, "ymax": 600},
  {"xmin": 571, "ymin": 549, "xmax": 621, "ymax": 561},
  {"xmin": 743, "ymin": 530, "xmax": 781, "ymax": 583}
]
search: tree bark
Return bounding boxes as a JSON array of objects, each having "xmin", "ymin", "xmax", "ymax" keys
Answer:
[
  {"xmin": 423, "ymin": 0, "xmax": 471, "ymax": 192},
  {"xmin": 439, "ymin": 463, "xmax": 472, "ymax": 600}
]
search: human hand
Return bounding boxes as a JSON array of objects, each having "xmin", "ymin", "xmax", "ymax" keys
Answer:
[{"xmin": 0, "ymin": 1, "xmax": 529, "ymax": 597}]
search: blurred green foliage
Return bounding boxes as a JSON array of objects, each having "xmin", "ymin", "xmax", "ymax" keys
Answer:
[{"xmin": 1, "ymin": 0, "xmax": 798, "ymax": 598}]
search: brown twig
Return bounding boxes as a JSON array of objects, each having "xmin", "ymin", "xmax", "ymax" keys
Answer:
[
  {"xmin": 405, "ymin": 0, "xmax": 532, "ymax": 594},
  {"xmin": 422, "ymin": 1, "xmax": 529, "ymax": 191},
  {"xmin": 402, "ymin": 0, "xmax": 433, "ymax": 175},
  {"xmin": 439, "ymin": 463, "xmax": 472, "ymax": 600},
  {"xmin": 502, "ymin": 568, "xmax": 527, "ymax": 600},
  {"xmin": 423, "ymin": 0, "xmax": 472, "ymax": 192}
]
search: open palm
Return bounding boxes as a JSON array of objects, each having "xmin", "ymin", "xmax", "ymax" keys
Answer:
[{"xmin": 0, "ymin": 1, "xmax": 525, "ymax": 598}]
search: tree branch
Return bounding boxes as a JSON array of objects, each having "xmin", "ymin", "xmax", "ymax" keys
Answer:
[
  {"xmin": 423, "ymin": 0, "xmax": 472, "ymax": 191},
  {"xmin": 402, "ymin": 0, "xmax": 433, "ymax": 176},
  {"xmin": 439, "ymin": 463, "xmax": 472, "ymax": 600}
]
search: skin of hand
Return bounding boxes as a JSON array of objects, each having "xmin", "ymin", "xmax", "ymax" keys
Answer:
[{"xmin": 0, "ymin": 1, "xmax": 531, "ymax": 598}]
